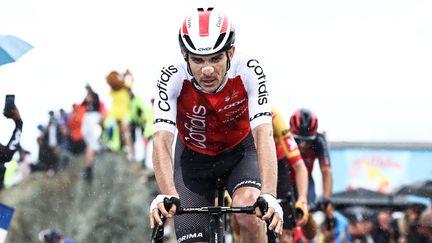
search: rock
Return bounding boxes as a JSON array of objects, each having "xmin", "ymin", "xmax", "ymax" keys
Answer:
[{"xmin": 0, "ymin": 152, "xmax": 159, "ymax": 243}]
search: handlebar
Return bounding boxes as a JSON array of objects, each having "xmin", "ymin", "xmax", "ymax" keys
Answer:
[
  {"xmin": 178, "ymin": 205, "xmax": 256, "ymax": 215},
  {"xmin": 151, "ymin": 196, "xmax": 279, "ymax": 243},
  {"xmin": 151, "ymin": 198, "xmax": 179, "ymax": 243}
]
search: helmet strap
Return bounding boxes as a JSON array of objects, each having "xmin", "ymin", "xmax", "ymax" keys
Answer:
[
  {"xmin": 184, "ymin": 54, "xmax": 193, "ymax": 76},
  {"xmin": 225, "ymin": 50, "xmax": 231, "ymax": 76}
]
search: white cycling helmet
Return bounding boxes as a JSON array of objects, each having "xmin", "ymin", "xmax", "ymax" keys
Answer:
[{"xmin": 179, "ymin": 7, "xmax": 235, "ymax": 55}]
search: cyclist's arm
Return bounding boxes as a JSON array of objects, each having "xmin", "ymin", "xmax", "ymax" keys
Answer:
[
  {"xmin": 150, "ymin": 130, "xmax": 178, "ymax": 228},
  {"xmin": 316, "ymin": 134, "xmax": 333, "ymax": 199},
  {"xmin": 321, "ymin": 164, "xmax": 333, "ymax": 199},
  {"xmin": 252, "ymin": 123, "xmax": 277, "ymax": 197},
  {"xmin": 292, "ymin": 160, "xmax": 308, "ymax": 203},
  {"xmin": 152, "ymin": 130, "xmax": 177, "ymax": 196}
]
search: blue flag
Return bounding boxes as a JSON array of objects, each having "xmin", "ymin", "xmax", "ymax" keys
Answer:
[{"xmin": 0, "ymin": 203, "xmax": 14, "ymax": 243}]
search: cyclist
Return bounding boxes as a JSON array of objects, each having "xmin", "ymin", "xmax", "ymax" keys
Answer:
[
  {"xmin": 149, "ymin": 7, "xmax": 283, "ymax": 243},
  {"xmin": 289, "ymin": 108, "xmax": 335, "ymax": 240},
  {"xmin": 272, "ymin": 107, "xmax": 309, "ymax": 242}
]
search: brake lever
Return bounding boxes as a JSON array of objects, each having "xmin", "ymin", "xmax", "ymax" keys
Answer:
[{"xmin": 255, "ymin": 196, "xmax": 280, "ymax": 243}]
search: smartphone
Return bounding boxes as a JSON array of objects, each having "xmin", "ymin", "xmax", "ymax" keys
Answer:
[{"xmin": 3, "ymin": 94, "xmax": 15, "ymax": 118}]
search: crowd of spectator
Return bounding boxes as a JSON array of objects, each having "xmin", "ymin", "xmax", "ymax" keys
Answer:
[
  {"xmin": 314, "ymin": 204, "xmax": 432, "ymax": 243},
  {"xmin": 2, "ymin": 69, "xmax": 154, "ymax": 187}
]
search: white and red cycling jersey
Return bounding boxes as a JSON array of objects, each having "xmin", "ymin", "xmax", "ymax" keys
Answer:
[{"xmin": 153, "ymin": 53, "xmax": 272, "ymax": 156}]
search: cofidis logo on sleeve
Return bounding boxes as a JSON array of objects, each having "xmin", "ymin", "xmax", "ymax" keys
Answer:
[
  {"xmin": 157, "ymin": 65, "xmax": 178, "ymax": 111},
  {"xmin": 247, "ymin": 59, "xmax": 268, "ymax": 105}
]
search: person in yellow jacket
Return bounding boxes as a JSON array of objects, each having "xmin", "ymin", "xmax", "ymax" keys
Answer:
[{"xmin": 106, "ymin": 70, "xmax": 133, "ymax": 160}]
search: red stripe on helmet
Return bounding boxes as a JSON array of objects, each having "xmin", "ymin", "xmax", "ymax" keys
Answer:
[
  {"xmin": 198, "ymin": 10, "xmax": 211, "ymax": 37},
  {"xmin": 295, "ymin": 110, "xmax": 301, "ymax": 129},
  {"xmin": 289, "ymin": 110, "xmax": 300, "ymax": 134},
  {"xmin": 220, "ymin": 16, "xmax": 229, "ymax": 33},
  {"xmin": 182, "ymin": 19, "xmax": 189, "ymax": 35}
]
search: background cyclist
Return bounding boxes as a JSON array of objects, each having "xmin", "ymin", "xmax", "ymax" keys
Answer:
[
  {"xmin": 149, "ymin": 7, "xmax": 283, "ymax": 242},
  {"xmin": 272, "ymin": 106, "xmax": 310, "ymax": 243},
  {"xmin": 289, "ymin": 108, "xmax": 335, "ymax": 240}
]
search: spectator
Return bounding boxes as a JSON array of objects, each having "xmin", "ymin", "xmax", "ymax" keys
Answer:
[
  {"xmin": 370, "ymin": 209, "xmax": 397, "ymax": 243},
  {"xmin": 318, "ymin": 210, "xmax": 349, "ymax": 243},
  {"xmin": 142, "ymin": 98, "xmax": 154, "ymax": 170},
  {"xmin": 47, "ymin": 110, "xmax": 62, "ymax": 153},
  {"xmin": 0, "ymin": 104, "xmax": 23, "ymax": 189},
  {"xmin": 81, "ymin": 84, "xmax": 102, "ymax": 181},
  {"xmin": 127, "ymin": 79, "xmax": 147, "ymax": 162},
  {"xmin": 106, "ymin": 70, "xmax": 132, "ymax": 159},
  {"xmin": 67, "ymin": 104, "xmax": 86, "ymax": 155},
  {"xmin": 38, "ymin": 228, "xmax": 75, "ymax": 243},
  {"xmin": 4, "ymin": 148, "xmax": 32, "ymax": 188},
  {"xmin": 58, "ymin": 108, "xmax": 68, "ymax": 129},
  {"xmin": 346, "ymin": 208, "xmax": 374, "ymax": 243},
  {"xmin": 395, "ymin": 204, "xmax": 427, "ymax": 242},
  {"xmin": 32, "ymin": 124, "xmax": 57, "ymax": 173},
  {"xmin": 417, "ymin": 206, "xmax": 432, "ymax": 242},
  {"xmin": 33, "ymin": 111, "xmax": 62, "ymax": 173},
  {"xmin": 56, "ymin": 108, "xmax": 73, "ymax": 169}
]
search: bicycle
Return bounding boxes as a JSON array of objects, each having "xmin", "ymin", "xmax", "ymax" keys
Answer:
[
  {"xmin": 278, "ymin": 191, "xmax": 307, "ymax": 243},
  {"xmin": 151, "ymin": 178, "xmax": 279, "ymax": 243},
  {"xmin": 279, "ymin": 191, "xmax": 336, "ymax": 243}
]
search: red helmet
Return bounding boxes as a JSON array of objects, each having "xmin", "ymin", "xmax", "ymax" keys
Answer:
[
  {"xmin": 179, "ymin": 7, "xmax": 235, "ymax": 55},
  {"xmin": 289, "ymin": 109, "xmax": 318, "ymax": 137}
]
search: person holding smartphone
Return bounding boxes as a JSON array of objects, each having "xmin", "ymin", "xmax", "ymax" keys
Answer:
[{"xmin": 0, "ymin": 95, "xmax": 23, "ymax": 189}]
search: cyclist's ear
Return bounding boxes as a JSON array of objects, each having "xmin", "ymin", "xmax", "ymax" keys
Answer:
[
  {"xmin": 227, "ymin": 46, "xmax": 235, "ymax": 60},
  {"xmin": 182, "ymin": 52, "xmax": 188, "ymax": 61}
]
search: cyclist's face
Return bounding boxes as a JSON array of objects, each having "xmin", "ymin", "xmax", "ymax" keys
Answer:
[{"xmin": 187, "ymin": 48, "xmax": 234, "ymax": 93}]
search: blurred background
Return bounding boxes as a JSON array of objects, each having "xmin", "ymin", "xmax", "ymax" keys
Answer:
[{"xmin": 1, "ymin": 0, "xmax": 431, "ymax": 242}]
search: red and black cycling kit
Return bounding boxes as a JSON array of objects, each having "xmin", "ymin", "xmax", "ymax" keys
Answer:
[
  {"xmin": 298, "ymin": 134, "xmax": 331, "ymax": 177},
  {"xmin": 153, "ymin": 53, "xmax": 272, "ymax": 242},
  {"xmin": 294, "ymin": 133, "xmax": 332, "ymax": 206},
  {"xmin": 153, "ymin": 53, "xmax": 271, "ymax": 155}
]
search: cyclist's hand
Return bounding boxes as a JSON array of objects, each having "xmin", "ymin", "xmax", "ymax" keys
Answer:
[
  {"xmin": 294, "ymin": 198, "xmax": 309, "ymax": 226},
  {"xmin": 317, "ymin": 198, "xmax": 334, "ymax": 218},
  {"xmin": 149, "ymin": 194, "xmax": 178, "ymax": 229},
  {"xmin": 257, "ymin": 194, "xmax": 284, "ymax": 235}
]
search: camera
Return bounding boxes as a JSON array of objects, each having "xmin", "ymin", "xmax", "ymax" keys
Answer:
[{"xmin": 3, "ymin": 94, "xmax": 15, "ymax": 118}]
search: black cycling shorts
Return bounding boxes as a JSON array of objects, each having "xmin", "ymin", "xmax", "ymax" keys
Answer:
[
  {"xmin": 173, "ymin": 132, "xmax": 261, "ymax": 243},
  {"xmin": 277, "ymin": 158, "xmax": 296, "ymax": 230}
]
